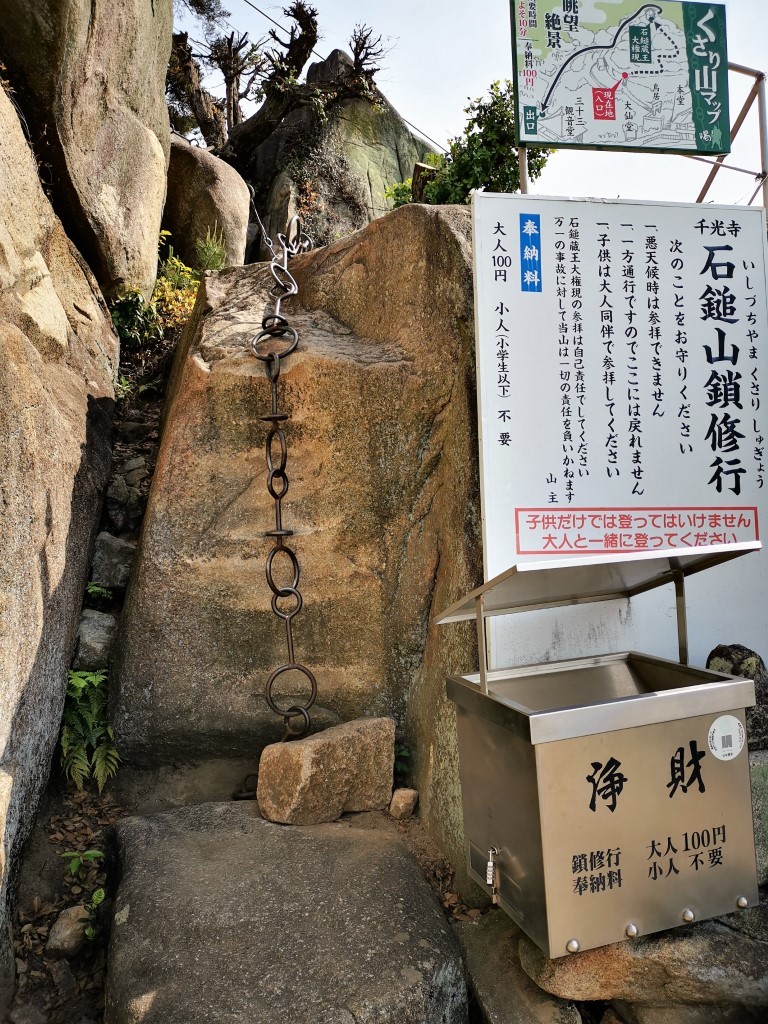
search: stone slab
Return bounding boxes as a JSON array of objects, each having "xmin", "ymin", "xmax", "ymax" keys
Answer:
[
  {"xmin": 453, "ymin": 912, "xmax": 580, "ymax": 1024},
  {"xmin": 257, "ymin": 717, "xmax": 394, "ymax": 824},
  {"xmin": 105, "ymin": 802, "xmax": 467, "ymax": 1024}
]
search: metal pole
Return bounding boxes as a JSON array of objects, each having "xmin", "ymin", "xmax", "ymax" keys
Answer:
[
  {"xmin": 757, "ymin": 74, "xmax": 768, "ymax": 211},
  {"xmin": 475, "ymin": 594, "xmax": 489, "ymax": 695},
  {"xmin": 518, "ymin": 145, "xmax": 529, "ymax": 194},
  {"xmin": 696, "ymin": 79, "xmax": 760, "ymax": 203},
  {"xmin": 672, "ymin": 570, "xmax": 689, "ymax": 667}
]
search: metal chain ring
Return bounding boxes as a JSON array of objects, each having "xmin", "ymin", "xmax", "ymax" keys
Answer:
[{"xmin": 249, "ymin": 199, "xmax": 316, "ymax": 743}]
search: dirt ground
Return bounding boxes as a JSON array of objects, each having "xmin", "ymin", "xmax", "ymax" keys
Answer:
[{"xmin": 9, "ymin": 783, "xmax": 128, "ymax": 1024}]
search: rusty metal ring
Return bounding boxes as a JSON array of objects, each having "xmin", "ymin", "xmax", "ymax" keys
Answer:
[
  {"xmin": 251, "ymin": 325, "xmax": 298, "ymax": 362},
  {"xmin": 261, "ymin": 314, "xmax": 288, "ymax": 333},
  {"xmin": 271, "ymin": 587, "xmax": 303, "ymax": 619},
  {"xmin": 264, "ymin": 663, "xmax": 318, "ymax": 717},
  {"xmin": 283, "ymin": 705, "xmax": 311, "ymax": 740},
  {"xmin": 265, "ymin": 547, "xmax": 300, "ymax": 597},
  {"xmin": 266, "ymin": 427, "xmax": 287, "ymax": 475},
  {"xmin": 267, "ymin": 468, "xmax": 289, "ymax": 500}
]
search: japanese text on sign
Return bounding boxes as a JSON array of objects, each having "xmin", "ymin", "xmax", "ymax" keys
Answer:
[{"xmin": 473, "ymin": 194, "xmax": 768, "ymax": 575}]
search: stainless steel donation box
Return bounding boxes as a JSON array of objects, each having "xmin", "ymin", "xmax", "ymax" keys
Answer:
[{"xmin": 435, "ymin": 545, "xmax": 761, "ymax": 958}]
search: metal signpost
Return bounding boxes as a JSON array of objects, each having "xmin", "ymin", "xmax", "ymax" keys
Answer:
[{"xmin": 434, "ymin": 2, "xmax": 768, "ymax": 961}]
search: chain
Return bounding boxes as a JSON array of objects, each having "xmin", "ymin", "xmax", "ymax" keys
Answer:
[{"xmin": 250, "ymin": 195, "xmax": 316, "ymax": 742}]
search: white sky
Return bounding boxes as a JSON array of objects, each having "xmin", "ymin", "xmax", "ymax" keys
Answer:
[{"xmin": 184, "ymin": 0, "xmax": 766, "ymax": 207}]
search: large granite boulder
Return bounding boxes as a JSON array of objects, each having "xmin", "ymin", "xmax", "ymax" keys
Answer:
[
  {"xmin": 163, "ymin": 136, "xmax": 250, "ymax": 269},
  {"xmin": 0, "ymin": 85, "xmax": 117, "ymax": 1008},
  {"xmin": 0, "ymin": 0, "xmax": 173, "ymax": 298},
  {"xmin": 251, "ymin": 50, "xmax": 434, "ymax": 249},
  {"xmin": 105, "ymin": 802, "xmax": 467, "ymax": 1023},
  {"xmin": 112, "ymin": 203, "xmax": 480, "ymax": 882}
]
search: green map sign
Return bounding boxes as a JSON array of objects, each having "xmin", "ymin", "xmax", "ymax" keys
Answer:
[{"xmin": 512, "ymin": 2, "xmax": 730, "ymax": 154}]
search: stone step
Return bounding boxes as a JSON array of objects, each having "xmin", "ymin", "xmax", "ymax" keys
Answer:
[{"xmin": 104, "ymin": 802, "xmax": 467, "ymax": 1024}]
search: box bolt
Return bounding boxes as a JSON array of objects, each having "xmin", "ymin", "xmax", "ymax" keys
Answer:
[
  {"xmin": 737, "ymin": 896, "xmax": 749, "ymax": 909},
  {"xmin": 681, "ymin": 908, "xmax": 695, "ymax": 923},
  {"xmin": 625, "ymin": 923, "xmax": 639, "ymax": 938},
  {"xmin": 565, "ymin": 939, "xmax": 580, "ymax": 954}
]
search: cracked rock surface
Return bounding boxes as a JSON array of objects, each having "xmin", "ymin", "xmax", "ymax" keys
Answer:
[{"xmin": 104, "ymin": 802, "xmax": 467, "ymax": 1024}]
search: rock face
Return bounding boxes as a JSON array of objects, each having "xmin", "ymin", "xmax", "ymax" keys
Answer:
[
  {"xmin": 0, "ymin": 0, "xmax": 173, "ymax": 298},
  {"xmin": 252, "ymin": 50, "xmax": 434, "ymax": 249},
  {"xmin": 112, "ymin": 198, "xmax": 481, "ymax": 892},
  {"xmin": 518, "ymin": 898, "xmax": 768, "ymax": 1006},
  {"xmin": 0, "ymin": 85, "xmax": 117, "ymax": 1008},
  {"xmin": 257, "ymin": 717, "xmax": 395, "ymax": 824},
  {"xmin": 105, "ymin": 802, "xmax": 467, "ymax": 1024},
  {"xmin": 163, "ymin": 136, "xmax": 250, "ymax": 269}
]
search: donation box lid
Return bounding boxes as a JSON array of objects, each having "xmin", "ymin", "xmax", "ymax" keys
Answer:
[{"xmin": 434, "ymin": 542, "xmax": 761, "ymax": 625}]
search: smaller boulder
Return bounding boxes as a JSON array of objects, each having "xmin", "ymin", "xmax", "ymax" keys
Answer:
[
  {"xmin": 44, "ymin": 905, "xmax": 87, "ymax": 959},
  {"xmin": 389, "ymin": 788, "xmax": 419, "ymax": 820},
  {"xmin": 706, "ymin": 644, "xmax": 768, "ymax": 749},
  {"xmin": 91, "ymin": 533, "xmax": 137, "ymax": 590},
  {"xmin": 163, "ymin": 136, "xmax": 250, "ymax": 269},
  {"xmin": 257, "ymin": 717, "xmax": 395, "ymax": 825},
  {"xmin": 73, "ymin": 610, "xmax": 118, "ymax": 671}
]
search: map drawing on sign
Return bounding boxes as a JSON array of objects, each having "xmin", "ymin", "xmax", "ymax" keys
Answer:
[{"xmin": 513, "ymin": 1, "xmax": 729, "ymax": 154}]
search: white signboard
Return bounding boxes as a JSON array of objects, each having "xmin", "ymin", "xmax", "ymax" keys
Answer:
[
  {"xmin": 513, "ymin": 1, "xmax": 730, "ymax": 155},
  {"xmin": 473, "ymin": 192, "xmax": 768, "ymax": 667}
]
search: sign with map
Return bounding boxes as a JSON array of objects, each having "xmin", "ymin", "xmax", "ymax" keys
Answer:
[{"xmin": 512, "ymin": 2, "xmax": 730, "ymax": 155}]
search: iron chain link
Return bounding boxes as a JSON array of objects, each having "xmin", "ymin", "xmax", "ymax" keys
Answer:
[{"xmin": 250, "ymin": 197, "xmax": 315, "ymax": 742}]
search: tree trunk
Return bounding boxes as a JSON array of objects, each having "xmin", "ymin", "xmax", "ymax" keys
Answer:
[{"xmin": 170, "ymin": 33, "xmax": 228, "ymax": 149}]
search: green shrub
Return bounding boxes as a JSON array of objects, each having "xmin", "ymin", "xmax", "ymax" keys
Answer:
[
  {"xmin": 109, "ymin": 291, "xmax": 163, "ymax": 352},
  {"xmin": 384, "ymin": 178, "xmax": 413, "ymax": 209},
  {"xmin": 424, "ymin": 80, "xmax": 551, "ymax": 205},
  {"xmin": 60, "ymin": 670, "xmax": 120, "ymax": 793}
]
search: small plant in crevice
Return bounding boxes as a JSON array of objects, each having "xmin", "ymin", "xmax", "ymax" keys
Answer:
[
  {"xmin": 61, "ymin": 848, "xmax": 104, "ymax": 881},
  {"xmin": 194, "ymin": 222, "xmax": 227, "ymax": 272},
  {"xmin": 82, "ymin": 887, "xmax": 107, "ymax": 942},
  {"xmin": 60, "ymin": 670, "xmax": 120, "ymax": 793},
  {"xmin": 394, "ymin": 742, "xmax": 411, "ymax": 788}
]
